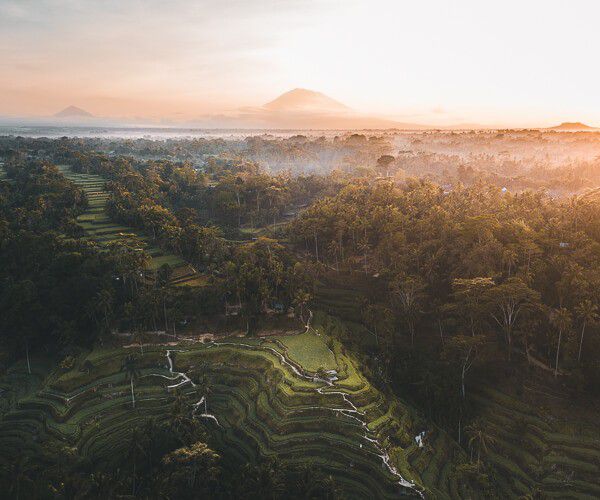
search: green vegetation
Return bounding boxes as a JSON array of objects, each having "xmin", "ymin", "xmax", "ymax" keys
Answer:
[
  {"xmin": 277, "ymin": 331, "xmax": 337, "ymax": 373},
  {"xmin": 57, "ymin": 165, "xmax": 199, "ymax": 285},
  {"xmin": 471, "ymin": 385, "xmax": 600, "ymax": 498},
  {"xmin": 0, "ymin": 326, "xmax": 474, "ymax": 498},
  {"xmin": 2, "ymin": 134, "xmax": 600, "ymax": 498}
]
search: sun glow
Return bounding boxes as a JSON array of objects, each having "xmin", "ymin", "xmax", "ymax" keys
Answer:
[{"xmin": 0, "ymin": 0, "xmax": 599, "ymax": 127}]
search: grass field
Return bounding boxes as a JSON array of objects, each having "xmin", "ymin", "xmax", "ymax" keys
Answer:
[
  {"xmin": 277, "ymin": 330, "xmax": 337, "ymax": 372},
  {"xmin": 0, "ymin": 323, "xmax": 476, "ymax": 499},
  {"xmin": 58, "ymin": 165, "xmax": 203, "ymax": 286}
]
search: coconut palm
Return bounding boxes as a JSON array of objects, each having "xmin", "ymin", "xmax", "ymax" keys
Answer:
[
  {"xmin": 502, "ymin": 248, "xmax": 518, "ymax": 277},
  {"xmin": 550, "ymin": 307, "xmax": 572, "ymax": 377},
  {"xmin": 465, "ymin": 418, "xmax": 496, "ymax": 471},
  {"xmin": 125, "ymin": 428, "xmax": 145, "ymax": 496},
  {"xmin": 2, "ymin": 455, "xmax": 35, "ymax": 500},
  {"xmin": 168, "ymin": 392, "xmax": 199, "ymax": 443},
  {"xmin": 199, "ymin": 375, "xmax": 212, "ymax": 414},
  {"xmin": 95, "ymin": 289, "xmax": 114, "ymax": 331},
  {"xmin": 575, "ymin": 300, "xmax": 598, "ymax": 363},
  {"xmin": 121, "ymin": 354, "xmax": 140, "ymax": 408}
]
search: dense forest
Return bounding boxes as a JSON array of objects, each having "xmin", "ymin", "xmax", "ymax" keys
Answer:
[{"xmin": 1, "ymin": 133, "xmax": 600, "ymax": 498}]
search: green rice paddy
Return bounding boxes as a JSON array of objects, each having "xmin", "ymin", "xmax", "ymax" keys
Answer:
[
  {"xmin": 0, "ymin": 324, "xmax": 474, "ymax": 499},
  {"xmin": 58, "ymin": 166, "xmax": 202, "ymax": 286}
]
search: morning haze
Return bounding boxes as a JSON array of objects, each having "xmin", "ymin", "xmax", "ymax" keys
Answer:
[
  {"xmin": 2, "ymin": 2, "xmax": 600, "ymax": 500},
  {"xmin": 1, "ymin": 0, "xmax": 599, "ymax": 128}
]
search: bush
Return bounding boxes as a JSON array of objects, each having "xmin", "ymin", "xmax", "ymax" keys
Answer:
[{"xmin": 59, "ymin": 355, "xmax": 76, "ymax": 371}]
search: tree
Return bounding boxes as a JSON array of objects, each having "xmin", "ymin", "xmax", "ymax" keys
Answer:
[
  {"xmin": 465, "ymin": 418, "xmax": 496, "ymax": 472},
  {"xmin": 501, "ymin": 248, "xmax": 518, "ymax": 277},
  {"xmin": 391, "ymin": 275, "xmax": 425, "ymax": 347},
  {"xmin": 237, "ymin": 458, "xmax": 285, "ymax": 499},
  {"xmin": 293, "ymin": 290, "xmax": 313, "ymax": 328},
  {"xmin": 161, "ymin": 441, "xmax": 220, "ymax": 494},
  {"xmin": 446, "ymin": 277, "xmax": 494, "ymax": 336},
  {"xmin": 199, "ymin": 375, "xmax": 212, "ymax": 414},
  {"xmin": 485, "ymin": 278, "xmax": 541, "ymax": 361},
  {"xmin": 362, "ymin": 302, "xmax": 394, "ymax": 348},
  {"xmin": 95, "ymin": 289, "xmax": 114, "ymax": 332},
  {"xmin": 292, "ymin": 463, "xmax": 343, "ymax": 500},
  {"xmin": 574, "ymin": 299, "xmax": 598, "ymax": 363},
  {"xmin": 81, "ymin": 359, "xmax": 94, "ymax": 374},
  {"xmin": 1, "ymin": 455, "xmax": 35, "ymax": 500},
  {"xmin": 167, "ymin": 393, "xmax": 202, "ymax": 445},
  {"xmin": 376, "ymin": 155, "xmax": 395, "ymax": 178},
  {"xmin": 550, "ymin": 307, "xmax": 572, "ymax": 377},
  {"xmin": 442, "ymin": 334, "xmax": 488, "ymax": 399},
  {"xmin": 125, "ymin": 428, "xmax": 145, "ymax": 496},
  {"xmin": 121, "ymin": 354, "xmax": 140, "ymax": 408}
]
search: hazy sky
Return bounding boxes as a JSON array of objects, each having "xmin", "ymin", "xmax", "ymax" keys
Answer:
[{"xmin": 1, "ymin": 0, "xmax": 599, "ymax": 126}]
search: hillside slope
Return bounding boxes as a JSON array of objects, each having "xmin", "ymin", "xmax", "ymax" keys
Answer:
[
  {"xmin": 59, "ymin": 165, "xmax": 202, "ymax": 286},
  {"xmin": 0, "ymin": 324, "xmax": 474, "ymax": 499}
]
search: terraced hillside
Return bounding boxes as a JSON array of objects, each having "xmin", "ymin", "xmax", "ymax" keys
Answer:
[
  {"xmin": 0, "ymin": 325, "xmax": 474, "ymax": 499},
  {"xmin": 58, "ymin": 165, "xmax": 201, "ymax": 285},
  {"xmin": 471, "ymin": 384, "xmax": 600, "ymax": 499},
  {"xmin": 317, "ymin": 273, "xmax": 600, "ymax": 498},
  {"xmin": 315, "ymin": 272, "xmax": 385, "ymax": 324}
]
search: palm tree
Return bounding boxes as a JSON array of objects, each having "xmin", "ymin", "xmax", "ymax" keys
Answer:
[
  {"xmin": 502, "ymin": 248, "xmax": 518, "ymax": 277},
  {"xmin": 239, "ymin": 459, "xmax": 284, "ymax": 499},
  {"xmin": 2, "ymin": 455, "xmax": 35, "ymax": 500},
  {"xmin": 465, "ymin": 418, "xmax": 496, "ymax": 471},
  {"xmin": 575, "ymin": 300, "xmax": 598, "ymax": 363},
  {"xmin": 95, "ymin": 289, "xmax": 114, "ymax": 331},
  {"xmin": 89, "ymin": 472, "xmax": 118, "ymax": 498},
  {"xmin": 121, "ymin": 354, "xmax": 140, "ymax": 408},
  {"xmin": 199, "ymin": 376, "xmax": 212, "ymax": 414},
  {"xmin": 550, "ymin": 307, "xmax": 572, "ymax": 377},
  {"xmin": 125, "ymin": 428, "xmax": 145, "ymax": 496},
  {"xmin": 293, "ymin": 290, "xmax": 312, "ymax": 329},
  {"xmin": 391, "ymin": 275, "xmax": 424, "ymax": 347}
]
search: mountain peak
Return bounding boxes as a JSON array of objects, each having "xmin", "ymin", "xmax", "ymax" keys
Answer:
[
  {"xmin": 264, "ymin": 88, "xmax": 350, "ymax": 113},
  {"xmin": 549, "ymin": 121, "xmax": 595, "ymax": 131},
  {"xmin": 54, "ymin": 105, "xmax": 94, "ymax": 118}
]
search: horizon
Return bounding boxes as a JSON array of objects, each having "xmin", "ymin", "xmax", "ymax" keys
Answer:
[{"xmin": 1, "ymin": 0, "xmax": 600, "ymax": 128}]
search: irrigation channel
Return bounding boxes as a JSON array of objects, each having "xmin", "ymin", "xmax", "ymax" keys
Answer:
[{"xmin": 160, "ymin": 329, "xmax": 424, "ymax": 498}]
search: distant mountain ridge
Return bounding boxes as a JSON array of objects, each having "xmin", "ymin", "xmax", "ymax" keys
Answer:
[
  {"xmin": 54, "ymin": 105, "xmax": 94, "ymax": 118},
  {"xmin": 547, "ymin": 122, "xmax": 596, "ymax": 131},
  {"xmin": 263, "ymin": 88, "xmax": 350, "ymax": 113}
]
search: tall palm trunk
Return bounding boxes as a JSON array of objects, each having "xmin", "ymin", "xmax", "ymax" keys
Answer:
[
  {"xmin": 578, "ymin": 322, "xmax": 586, "ymax": 362},
  {"xmin": 25, "ymin": 341, "xmax": 31, "ymax": 375},
  {"xmin": 163, "ymin": 296, "xmax": 168, "ymax": 333},
  {"xmin": 130, "ymin": 378, "xmax": 136, "ymax": 408},
  {"xmin": 555, "ymin": 329, "xmax": 562, "ymax": 377}
]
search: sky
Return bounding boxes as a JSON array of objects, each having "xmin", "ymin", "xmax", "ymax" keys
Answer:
[{"xmin": 1, "ymin": 0, "xmax": 599, "ymax": 127}]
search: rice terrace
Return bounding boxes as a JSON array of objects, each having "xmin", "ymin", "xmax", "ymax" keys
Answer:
[
  {"xmin": 3, "ymin": 1, "xmax": 600, "ymax": 498},
  {"xmin": 1, "ymin": 314, "xmax": 464, "ymax": 499}
]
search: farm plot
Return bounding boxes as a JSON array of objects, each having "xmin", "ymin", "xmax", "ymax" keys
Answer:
[
  {"xmin": 58, "ymin": 166, "xmax": 201, "ymax": 286},
  {"xmin": 0, "ymin": 325, "xmax": 474, "ymax": 499}
]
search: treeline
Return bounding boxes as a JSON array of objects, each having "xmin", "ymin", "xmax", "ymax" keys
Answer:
[
  {"xmin": 0, "ymin": 132, "xmax": 394, "ymax": 175},
  {"xmin": 0, "ymin": 153, "xmax": 314, "ymax": 364},
  {"xmin": 64, "ymin": 150, "xmax": 340, "ymax": 236},
  {"xmin": 66, "ymin": 150, "xmax": 317, "ymax": 326},
  {"xmin": 0, "ymin": 160, "xmax": 127, "ymax": 358},
  {"xmin": 291, "ymin": 179, "xmax": 600, "ymax": 428}
]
